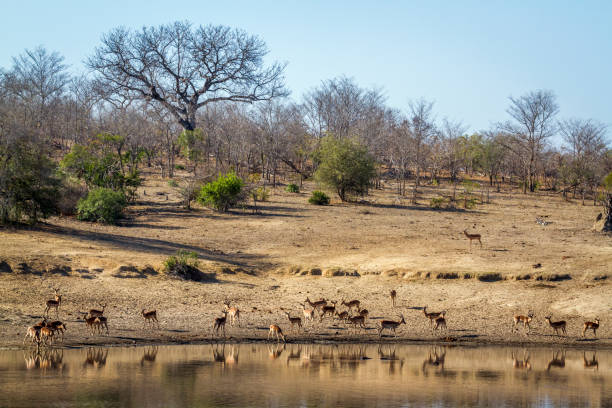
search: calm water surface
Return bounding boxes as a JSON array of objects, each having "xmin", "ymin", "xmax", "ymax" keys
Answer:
[{"xmin": 0, "ymin": 344, "xmax": 609, "ymax": 407}]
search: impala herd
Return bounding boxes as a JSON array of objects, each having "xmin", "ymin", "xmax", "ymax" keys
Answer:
[{"xmin": 23, "ymin": 288, "xmax": 602, "ymax": 347}]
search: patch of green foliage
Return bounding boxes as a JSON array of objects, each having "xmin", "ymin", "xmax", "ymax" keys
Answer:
[
  {"xmin": 285, "ymin": 183, "xmax": 300, "ymax": 193},
  {"xmin": 197, "ymin": 172, "xmax": 244, "ymax": 212},
  {"xmin": 0, "ymin": 139, "xmax": 61, "ymax": 224},
  {"xmin": 167, "ymin": 179, "xmax": 179, "ymax": 187},
  {"xmin": 313, "ymin": 136, "xmax": 376, "ymax": 202},
  {"xmin": 308, "ymin": 190, "xmax": 330, "ymax": 205},
  {"xmin": 60, "ymin": 133, "xmax": 141, "ymax": 197},
  {"xmin": 430, "ymin": 197, "xmax": 446, "ymax": 209},
  {"xmin": 76, "ymin": 188, "xmax": 127, "ymax": 224}
]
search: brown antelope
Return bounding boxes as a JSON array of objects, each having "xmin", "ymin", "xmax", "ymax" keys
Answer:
[
  {"xmin": 95, "ymin": 316, "xmax": 109, "ymax": 335},
  {"xmin": 434, "ymin": 313, "xmax": 447, "ymax": 331},
  {"xmin": 319, "ymin": 301, "xmax": 337, "ymax": 322},
  {"xmin": 423, "ymin": 306, "xmax": 443, "ymax": 326},
  {"xmin": 582, "ymin": 318, "xmax": 600, "ymax": 337},
  {"xmin": 390, "ymin": 290, "xmax": 397, "ymax": 307},
  {"xmin": 359, "ymin": 309, "xmax": 369, "ymax": 320},
  {"xmin": 213, "ymin": 311, "xmax": 228, "ymax": 336},
  {"xmin": 301, "ymin": 303, "xmax": 315, "ymax": 323},
  {"xmin": 348, "ymin": 315, "xmax": 366, "ymax": 332},
  {"xmin": 463, "ymin": 229, "xmax": 482, "ymax": 249},
  {"xmin": 40, "ymin": 326, "xmax": 54, "ymax": 345},
  {"xmin": 341, "ymin": 299, "xmax": 360, "ymax": 312},
  {"xmin": 378, "ymin": 314, "xmax": 406, "ymax": 337},
  {"xmin": 44, "ymin": 289, "xmax": 62, "ymax": 317},
  {"xmin": 23, "ymin": 325, "xmax": 42, "ymax": 344},
  {"xmin": 583, "ymin": 352, "xmax": 598, "ymax": 370},
  {"xmin": 544, "ymin": 316, "xmax": 567, "ymax": 336},
  {"xmin": 142, "ymin": 309, "xmax": 159, "ymax": 328},
  {"xmin": 546, "ymin": 351, "xmax": 565, "ymax": 371},
  {"xmin": 335, "ymin": 310, "xmax": 350, "ymax": 323},
  {"xmin": 268, "ymin": 324, "xmax": 286, "ymax": 342},
  {"xmin": 284, "ymin": 312, "xmax": 302, "ymax": 332},
  {"xmin": 46, "ymin": 321, "xmax": 67, "ymax": 341},
  {"xmin": 513, "ymin": 311, "xmax": 534, "ymax": 332},
  {"xmin": 83, "ymin": 313, "xmax": 99, "ymax": 335},
  {"xmin": 305, "ymin": 297, "xmax": 327, "ymax": 314},
  {"xmin": 223, "ymin": 300, "xmax": 241, "ymax": 327},
  {"xmin": 88, "ymin": 304, "xmax": 107, "ymax": 318}
]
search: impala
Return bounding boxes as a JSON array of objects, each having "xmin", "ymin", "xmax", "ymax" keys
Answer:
[{"xmin": 378, "ymin": 314, "xmax": 406, "ymax": 337}]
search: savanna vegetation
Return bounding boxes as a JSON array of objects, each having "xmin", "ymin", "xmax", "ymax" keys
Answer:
[{"xmin": 0, "ymin": 21, "xmax": 610, "ymax": 230}]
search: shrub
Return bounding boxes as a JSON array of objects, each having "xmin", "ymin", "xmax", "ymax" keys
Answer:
[
  {"xmin": 57, "ymin": 180, "xmax": 87, "ymax": 216},
  {"xmin": 0, "ymin": 139, "xmax": 61, "ymax": 224},
  {"xmin": 76, "ymin": 188, "xmax": 127, "ymax": 224},
  {"xmin": 167, "ymin": 179, "xmax": 179, "ymax": 187},
  {"xmin": 179, "ymin": 179, "xmax": 206, "ymax": 209},
  {"xmin": 430, "ymin": 197, "xmax": 445, "ymax": 209},
  {"xmin": 60, "ymin": 135, "xmax": 141, "ymax": 196},
  {"xmin": 285, "ymin": 183, "xmax": 300, "ymax": 193},
  {"xmin": 309, "ymin": 190, "xmax": 330, "ymax": 205},
  {"xmin": 314, "ymin": 136, "xmax": 377, "ymax": 201},
  {"xmin": 197, "ymin": 172, "xmax": 244, "ymax": 212},
  {"xmin": 163, "ymin": 250, "xmax": 203, "ymax": 281},
  {"xmin": 175, "ymin": 164, "xmax": 186, "ymax": 170},
  {"xmin": 253, "ymin": 187, "xmax": 270, "ymax": 202}
]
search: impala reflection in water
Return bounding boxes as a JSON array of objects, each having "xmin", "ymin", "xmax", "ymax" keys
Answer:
[{"xmin": 1, "ymin": 344, "xmax": 610, "ymax": 407}]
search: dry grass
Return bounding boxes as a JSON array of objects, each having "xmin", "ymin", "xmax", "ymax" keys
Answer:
[{"xmin": 0, "ymin": 171, "xmax": 610, "ymax": 348}]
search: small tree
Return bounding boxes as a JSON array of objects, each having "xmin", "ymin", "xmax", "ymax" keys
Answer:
[
  {"xmin": 599, "ymin": 172, "xmax": 612, "ymax": 232},
  {"xmin": 76, "ymin": 187, "xmax": 127, "ymax": 224},
  {"xmin": 0, "ymin": 139, "xmax": 61, "ymax": 224},
  {"xmin": 314, "ymin": 136, "xmax": 376, "ymax": 201},
  {"xmin": 177, "ymin": 129, "xmax": 206, "ymax": 174},
  {"xmin": 197, "ymin": 172, "xmax": 244, "ymax": 212}
]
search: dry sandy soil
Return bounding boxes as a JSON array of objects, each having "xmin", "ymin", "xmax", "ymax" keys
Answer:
[{"xmin": 0, "ymin": 171, "xmax": 610, "ymax": 349}]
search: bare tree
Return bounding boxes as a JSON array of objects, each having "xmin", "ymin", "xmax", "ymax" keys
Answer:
[
  {"xmin": 560, "ymin": 118, "xmax": 609, "ymax": 204},
  {"xmin": 499, "ymin": 90, "xmax": 559, "ymax": 193},
  {"xmin": 407, "ymin": 99, "xmax": 436, "ymax": 199},
  {"xmin": 87, "ymin": 22, "xmax": 287, "ymax": 131}
]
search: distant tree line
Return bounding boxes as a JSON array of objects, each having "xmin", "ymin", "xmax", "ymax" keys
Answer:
[{"xmin": 0, "ymin": 21, "xmax": 611, "ymax": 225}]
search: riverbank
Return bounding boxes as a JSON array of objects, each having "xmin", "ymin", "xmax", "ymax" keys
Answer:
[{"xmin": 2, "ymin": 273, "xmax": 610, "ymax": 350}]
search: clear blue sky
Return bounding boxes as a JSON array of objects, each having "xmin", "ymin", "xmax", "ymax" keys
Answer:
[{"xmin": 1, "ymin": 1, "xmax": 611, "ymax": 139}]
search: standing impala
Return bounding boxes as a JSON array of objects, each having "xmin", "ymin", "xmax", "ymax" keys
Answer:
[
  {"xmin": 305, "ymin": 297, "xmax": 327, "ymax": 314},
  {"xmin": 423, "ymin": 307, "xmax": 443, "ymax": 326},
  {"xmin": 582, "ymin": 318, "xmax": 600, "ymax": 337},
  {"xmin": 390, "ymin": 290, "xmax": 397, "ymax": 307},
  {"xmin": 378, "ymin": 314, "xmax": 406, "ymax": 337},
  {"xmin": 268, "ymin": 324, "xmax": 286, "ymax": 343},
  {"xmin": 44, "ymin": 289, "xmax": 62, "ymax": 317},
  {"xmin": 223, "ymin": 300, "xmax": 241, "ymax": 327},
  {"xmin": 341, "ymin": 299, "xmax": 360, "ymax": 312},
  {"xmin": 513, "ymin": 311, "xmax": 534, "ymax": 333},
  {"xmin": 544, "ymin": 316, "xmax": 567, "ymax": 336},
  {"xmin": 300, "ymin": 303, "xmax": 315, "ymax": 323},
  {"xmin": 463, "ymin": 229, "xmax": 482, "ymax": 249}
]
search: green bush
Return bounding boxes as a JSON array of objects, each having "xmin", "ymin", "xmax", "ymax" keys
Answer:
[
  {"xmin": 163, "ymin": 250, "xmax": 203, "ymax": 281},
  {"xmin": 167, "ymin": 179, "xmax": 179, "ymax": 187},
  {"xmin": 60, "ymin": 135, "xmax": 141, "ymax": 196},
  {"xmin": 197, "ymin": 172, "xmax": 244, "ymax": 212},
  {"xmin": 253, "ymin": 187, "xmax": 270, "ymax": 202},
  {"xmin": 175, "ymin": 164, "xmax": 186, "ymax": 170},
  {"xmin": 286, "ymin": 183, "xmax": 300, "ymax": 193},
  {"xmin": 314, "ymin": 136, "xmax": 377, "ymax": 201},
  {"xmin": 309, "ymin": 190, "xmax": 330, "ymax": 205},
  {"xmin": 430, "ymin": 197, "xmax": 445, "ymax": 209},
  {"xmin": 0, "ymin": 139, "xmax": 61, "ymax": 224},
  {"xmin": 76, "ymin": 188, "xmax": 127, "ymax": 224}
]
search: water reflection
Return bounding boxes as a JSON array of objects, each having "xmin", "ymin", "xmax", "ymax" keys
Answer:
[
  {"xmin": 0, "ymin": 344, "xmax": 609, "ymax": 407},
  {"xmin": 546, "ymin": 350, "xmax": 565, "ymax": 371},
  {"xmin": 584, "ymin": 352, "xmax": 599, "ymax": 371},
  {"xmin": 84, "ymin": 347, "xmax": 108, "ymax": 369},
  {"xmin": 24, "ymin": 349, "xmax": 64, "ymax": 372}
]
